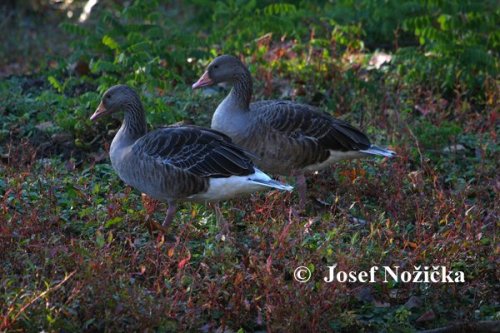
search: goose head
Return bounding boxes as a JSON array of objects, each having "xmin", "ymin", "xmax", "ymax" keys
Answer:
[
  {"xmin": 90, "ymin": 85, "xmax": 140, "ymax": 121},
  {"xmin": 192, "ymin": 55, "xmax": 246, "ymax": 89}
]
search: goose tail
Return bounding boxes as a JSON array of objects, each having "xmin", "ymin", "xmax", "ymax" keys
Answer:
[
  {"xmin": 249, "ymin": 169, "xmax": 294, "ymax": 192},
  {"xmin": 360, "ymin": 145, "xmax": 396, "ymax": 158}
]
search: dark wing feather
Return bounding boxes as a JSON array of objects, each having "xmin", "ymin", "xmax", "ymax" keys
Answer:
[
  {"xmin": 159, "ymin": 124, "xmax": 260, "ymax": 160},
  {"xmin": 251, "ymin": 100, "xmax": 371, "ymax": 151},
  {"xmin": 166, "ymin": 124, "xmax": 235, "ymax": 143},
  {"xmin": 133, "ymin": 126, "xmax": 255, "ymax": 178}
]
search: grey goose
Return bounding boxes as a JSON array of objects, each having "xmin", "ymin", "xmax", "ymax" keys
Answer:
[
  {"xmin": 192, "ymin": 55, "xmax": 395, "ymax": 207},
  {"xmin": 90, "ymin": 85, "xmax": 293, "ymax": 227}
]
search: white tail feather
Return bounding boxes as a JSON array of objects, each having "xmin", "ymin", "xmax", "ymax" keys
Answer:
[
  {"xmin": 360, "ymin": 145, "xmax": 396, "ymax": 158},
  {"xmin": 249, "ymin": 169, "xmax": 293, "ymax": 191},
  {"xmin": 249, "ymin": 179, "xmax": 293, "ymax": 192}
]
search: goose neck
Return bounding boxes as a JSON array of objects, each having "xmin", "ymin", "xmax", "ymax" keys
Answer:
[
  {"xmin": 121, "ymin": 101, "xmax": 147, "ymax": 140},
  {"xmin": 230, "ymin": 69, "xmax": 253, "ymax": 109}
]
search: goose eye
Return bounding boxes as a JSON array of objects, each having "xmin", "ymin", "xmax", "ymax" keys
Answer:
[{"xmin": 213, "ymin": 65, "xmax": 219, "ymax": 69}]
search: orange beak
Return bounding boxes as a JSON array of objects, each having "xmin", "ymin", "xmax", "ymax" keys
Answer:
[
  {"xmin": 192, "ymin": 71, "xmax": 213, "ymax": 89},
  {"xmin": 90, "ymin": 101, "xmax": 108, "ymax": 121}
]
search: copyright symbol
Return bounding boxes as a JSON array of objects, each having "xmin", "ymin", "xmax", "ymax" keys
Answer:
[{"xmin": 294, "ymin": 266, "xmax": 311, "ymax": 283}]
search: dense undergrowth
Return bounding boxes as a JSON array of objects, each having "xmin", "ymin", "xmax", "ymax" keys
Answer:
[{"xmin": 1, "ymin": 0, "xmax": 498, "ymax": 331}]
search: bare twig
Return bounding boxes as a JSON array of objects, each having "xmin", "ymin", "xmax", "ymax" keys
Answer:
[
  {"xmin": 406, "ymin": 123, "xmax": 424, "ymax": 168},
  {"xmin": 1, "ymin": 271, "xmax": 76, "ymax": 329}
]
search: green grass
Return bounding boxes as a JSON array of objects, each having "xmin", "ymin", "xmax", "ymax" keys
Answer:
[{"xmin": 1, "ymin": 1, "xmax": 499, "ymax": 332}]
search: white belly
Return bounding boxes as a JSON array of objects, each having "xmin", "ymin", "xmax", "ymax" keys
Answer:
[
  {"xmin": 188, "ymin": 175, "xmax": 262, "ymax": 201},
  {"xmin": 302, "ymin": 150, "xmax": 366, "ymax": 172},
  {"xmin": 187, "ymin": 169, "xmax": 288, "ymax": 201}
]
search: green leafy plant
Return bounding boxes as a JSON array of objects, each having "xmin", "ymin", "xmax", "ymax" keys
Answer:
[
  {"xmin": 1, "ymin": 1, "xmax": 498, "ymax": 331},
  {"xmin": 402, "ymin": 0, "xmax": 499, "ymax": 93}
]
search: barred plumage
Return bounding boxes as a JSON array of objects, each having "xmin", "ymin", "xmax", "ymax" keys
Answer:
[
  {"xmin": 90, "ymin": 85, "xmax": 292, "ymax": 227},
  {"xmin": 193, "ymin": 55, "xmax": 395, "ymax": 206}
]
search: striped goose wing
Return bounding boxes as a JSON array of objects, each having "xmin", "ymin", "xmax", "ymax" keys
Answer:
[
  {"xmin": 251, "ymin": 100, "xmax": 371, "ymax": 151},
  {"xmin": 133, "ymin": 126, "xmax": 255, "ymax": 178},
  {"xmin": 169, "ymin": 124, "xmax": 234, "ymax": 143},
  {"xmin": 178, "ymin": 124, "xmax": 261, "ymax": 160}
]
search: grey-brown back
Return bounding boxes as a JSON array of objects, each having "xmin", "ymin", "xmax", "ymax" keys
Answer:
[
  {"xmin": 227, "ymin": 100, "xmax": 371, "ymax": 174},
  {"xmin": 111, "ymin": 125, "xmax": 257, "ymax": 202}
]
